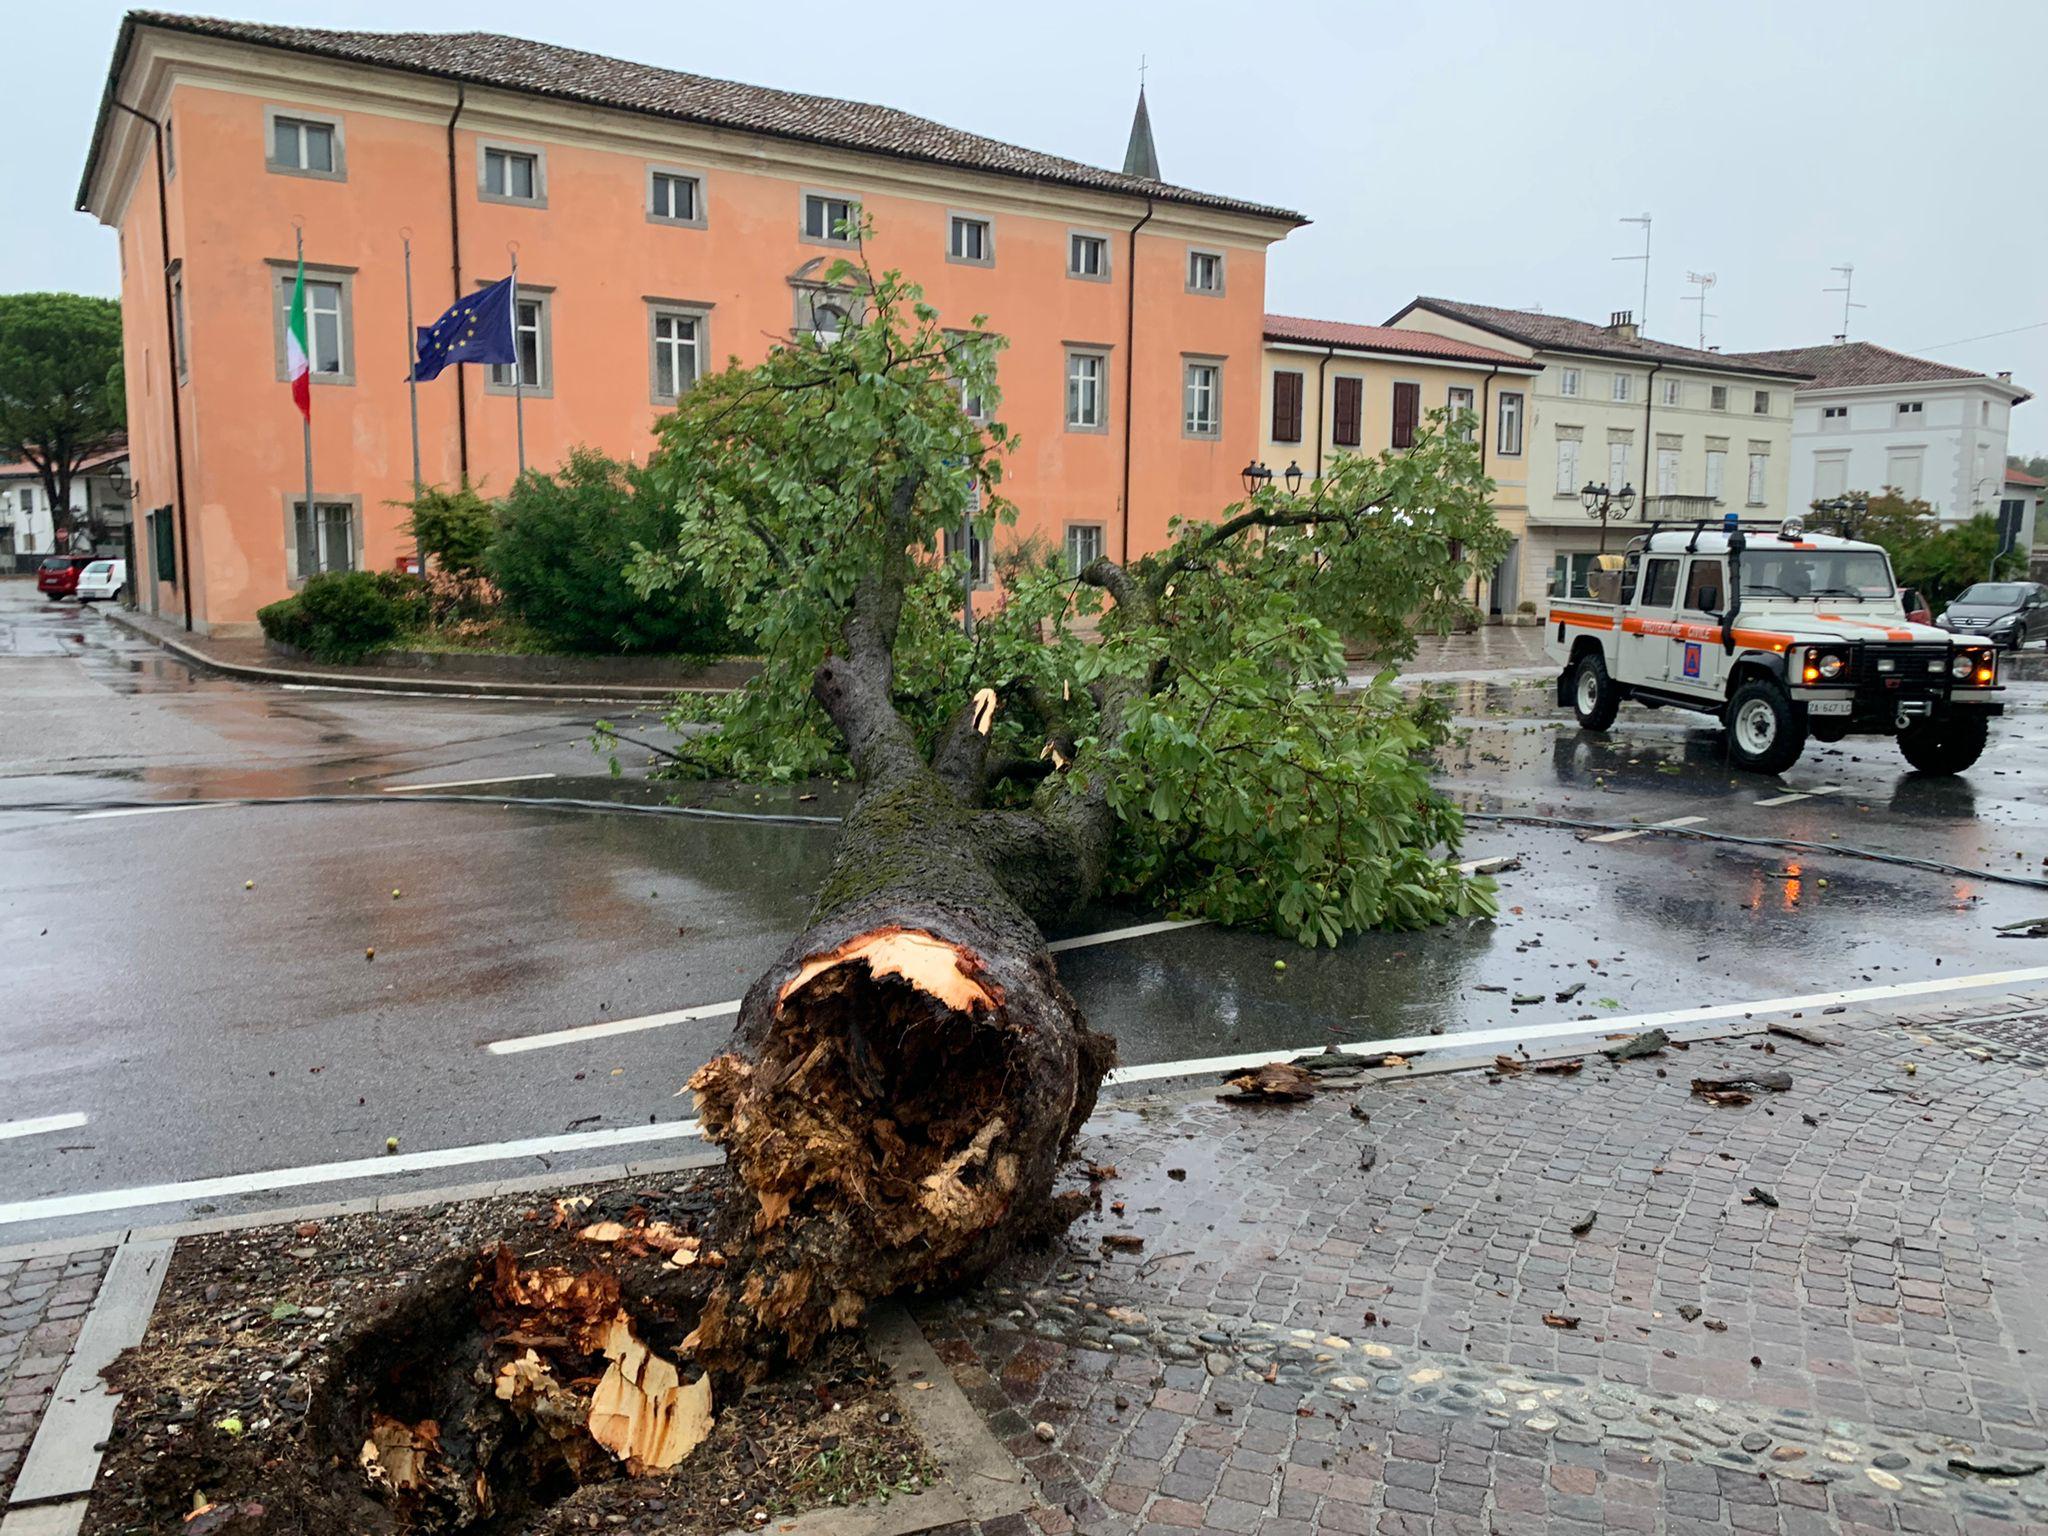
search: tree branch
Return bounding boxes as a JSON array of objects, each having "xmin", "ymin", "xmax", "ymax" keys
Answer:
[{"xmin": 1144, "ymin": 494, "xmax": 1364, "ymax": 601}]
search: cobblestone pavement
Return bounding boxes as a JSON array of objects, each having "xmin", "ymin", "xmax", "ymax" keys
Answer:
[
  {"xmin": 0, "ymin": 1244, "xmax": 112, "ymax": 1502},
  {"xmin": 919, "ymin": 997, "xmax": 2048, "ymax": 1535}
]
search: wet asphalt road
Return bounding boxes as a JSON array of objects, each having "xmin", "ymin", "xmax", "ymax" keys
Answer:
[{"xmin": 2, "ymin": 580, "xmax": 2045, "ymax": 1243}]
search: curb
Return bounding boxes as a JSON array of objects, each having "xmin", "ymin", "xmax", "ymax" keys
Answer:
[{"xmin": 102, "ymin": 607, "xmax": 719, "ymax": 703}]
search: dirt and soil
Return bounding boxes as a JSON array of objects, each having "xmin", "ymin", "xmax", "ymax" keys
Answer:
[{"xmin": 82, "ymin": 1170, "xmax": 933, "ymax": 1536}]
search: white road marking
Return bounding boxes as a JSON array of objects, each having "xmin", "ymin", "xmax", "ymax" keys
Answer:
[
  {"xmin": 1047, "ymin": 917, "xmax": 1210, "ymax": 953},
  {"xmin": 1586, "ymin": 814, "xmax": 1706, "ymax": 844},
  {"xmin": 73, "ymin": 803, "xmax": 231, "ymax": 821},
  {"xmin": 1754, "ymin": 784, "xmax": 1843, "ymax": 807},
  {"xmin": 382, "ymin": 772, "xmax": 558, "ymax": 793},
  {"xmin": 1102, "ymin": 963, "xmax": 2048, "ymax": 1089},
  {"xmin": 0, "ymin": 1112, "xmax": 88, "ymax": 1142},
  {"xmin": 0, "ymin": 1120, "xmax": 703, "ymax": 1229},
  {"xmin": 486, "ymin": 918, "xmax": 1217, "ymax": 1056}
]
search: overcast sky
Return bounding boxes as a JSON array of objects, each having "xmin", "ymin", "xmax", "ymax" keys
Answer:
[{"xmin": 10, "ymin": 0, "xmax": 2045, "ymax": 452}]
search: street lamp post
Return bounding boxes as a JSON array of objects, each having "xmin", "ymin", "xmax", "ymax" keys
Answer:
[
  {"xmin": 1579, "ymin": 480, "xmax": 1637, "ymax": 552},
  {"xmin": 1240, "ymin": 460, "xmax": 1274, "ymax": 498},
  {"xmin": 1811, "ymin": 493, "xmax": 1868, "ymax": 540}
]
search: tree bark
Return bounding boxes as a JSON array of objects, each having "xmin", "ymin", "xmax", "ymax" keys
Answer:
[{"xmin": 683, "ymin": 481, "xmax": 1117, "ymax": 1372}]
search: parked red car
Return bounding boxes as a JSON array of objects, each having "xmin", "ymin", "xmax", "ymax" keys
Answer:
[{"xmin": 37, "ymin": 555, "xmax": 98, "ymax": 600}]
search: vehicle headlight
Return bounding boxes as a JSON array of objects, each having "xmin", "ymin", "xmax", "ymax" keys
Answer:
[
  {"xmin": 1950, "ymin": 652, "xmax": 1975, "ymax": 679},
  {"xmin": 1816, "ymin": 653, "xmax": 1845, "ymax": 680},
  {"xmin": 1802, "ymin": 648, "xmax": 1847, "ymax": 684}
]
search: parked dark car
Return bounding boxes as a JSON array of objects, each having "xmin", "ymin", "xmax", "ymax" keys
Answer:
[
  {"xmin": 1937, "ymin": 581, "xmax": 2048, "ymax": 650},
  {"xmin": 1901, "ymin": 587, "xmax": 1932, "ymax": 625},
  {"xmin": 36, "ymin": 555, "xmax": 97, "ymax": 600}
]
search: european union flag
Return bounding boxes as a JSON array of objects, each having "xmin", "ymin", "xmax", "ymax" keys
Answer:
[{"xmin": 410, "ymin": 275, "xmax": 517, "ymax": 382}]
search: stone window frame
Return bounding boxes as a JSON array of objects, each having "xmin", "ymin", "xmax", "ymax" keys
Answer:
[
  {"xmin": 946, "ymin": 210, "xmax": 996, "ymax": 268},
  {"xmin": 477, "ymin": 138, "xmax": 548, "ymax": 208},
  {"xmin": 1067, "ymin": 229, "xmax": 1112, "ymax": 283},
  {"xmin": 1064, "ymin": 521, "xmax": 1105, "ymax": 575},
  {"xmin": 483, "ymin": 283, "xmax": 555, "ymax": 398},
  {"xmin": 801, "ymin": 188, "xmax": 863, "ymax": 247},
  {"xmin": 647, "ymin": 297, "xmax": 713, "ymax": 406},
  {"xmin": 645, "ymin": 165, "xmax": 708, "ymax": 230},
  {"xmin": 1185, "ymin": 247, "xmax": 1227, "ymax": 297},
  {"xmin": 266, "ymin": 258, "xmax": 356, "ymax": 388},
  {"xmin": 1065, "ymin": 344, "xmax": 1112, "ymax": 434},
  {"xmin": 169, "ymin": 259, "xmax": 189, "ymax": 383},
  {"xmin": 1182, "ymin": 354, "xmax": 1225, "ymax": 440},
  {"xmin": 263, "ymin": 105, "xmax": 346, "ymax": 182},
  {"xmin": 279, "ymin": 491, "xmax": 364, "ymax": 588}
]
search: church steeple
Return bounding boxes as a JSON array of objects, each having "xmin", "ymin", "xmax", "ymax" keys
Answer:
[{"xmin": 1122, "ymin": 84, "xmax": 1160, "ymax": 181}]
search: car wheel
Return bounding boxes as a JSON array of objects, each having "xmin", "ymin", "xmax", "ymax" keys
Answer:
[
  {"xmin": 1725, "ymin": 678, "xmax": 1806, "ymax": 775},
  {"xmin": 1897, "ymin": 713, "xmax": 1989, "ymax": 775},
  {"xmin": 1571, "ymin": 651, "xmax": 1621, "ymax": 732}
]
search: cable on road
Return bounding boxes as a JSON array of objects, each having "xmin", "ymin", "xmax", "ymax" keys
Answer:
[{"xmin": 1459, "ymin": 809, "xmax": 2048, "ymax": 892}]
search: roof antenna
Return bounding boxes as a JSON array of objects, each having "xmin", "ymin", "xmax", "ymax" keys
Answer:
[
  {"xmin": 1614, "ymin": 213, "xmax": 1651, "ymax": 332},
  {"xmin": 1824, "ymin": 263, "xmax": 1863, "ymax": 341},
  {"xmin": 1682, "ymin": 271, "xmax": 1717, "ymax": 350}
]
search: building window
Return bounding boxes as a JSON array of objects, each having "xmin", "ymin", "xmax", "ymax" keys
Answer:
[
  {"xmin": 943, "ymin": 520, "xmax": 991, "ymax": 588},
  {"xmin": 1611, "ymin": 373, "xmax": 1632, "ymax": 403},
  {"xmin": 265, "ymin": 109, "xmax": 344, "ymax": 179},
  {"xmin": 647, "ymin": 168, "xmax": 704, "ymax": 227},
  {"xmin": 488, "ymin": 291, "xmax": 550, "ymax": 394},
  {"xmin": 1821, "ymin": 405, "xmax": 1847, "ymax": 431},
  {"xmin": 649, "ymin": 306, "xmax": 705, "ymax": 404},
  {"xmin": 1331, "ymin": 377, "xmax": 1363, "ymax": 448},
  {"xmin": 1271, "ymin": 369, "xmax": 1304, "ymax": 444},
  {"xmin": 1555, "ymin": 435, "xmax": 1582, "ymax": 497},
  {"xmin": 1186, "ymin": 249, "xmax": 1224, "ymax": 295},
  {"xmin": 1068, "ymin": 232, "xmax": 1109, "ymax": 281},
  {"xmin": 1391, "ymin": 381, "xmax": 1421, "ymax": 450},
  {"xmin": 1609, "ymin": 439, "xmax": 1632, "ymax": 491},
  {"xmin": 1446, "ymin": 385, "xmax": 1475, "ymax": 441},
  {"xmin": 1814, "ymin": 454, "xmax": 1848, "ymax": 500},
  {"xmin": 1662, "ymin": 378, "xmax": 1681, "ymax": 407},
  {"xmin": 271, "ymin": 263, "xmax": 353, "ymax": 386},
  {"xmin": 165, "ymin": 118, "xmax": 176, "ymax": 178},
  {"xmin": 289, "ymin": 497, "xmax": 357, "ymax": 582},
  {"xmin": 1065, "ymin": 523, "xmax": 1104, "ymax": 575},
  {"xmin": 1497, "ymin": 391, "xmax": 1524, "ymax": 455},
  {"xmin": 1886, "ymin": 449, "xmax": 1924, "ymax": 500},
  {"xmin": 1657, "ymin": 446, "xmax": 1680, "ymax": 495},
  {"xmin": 1706, "ymin": 449, "xmax": 1726, "ymax": 500},
  {"xmin": 1897, "ymin": 400, "xmax": 1923, "ymax": 419},
  {"xmin": 1559, "ymin": 368, "xmax": 1580, "ymax": 398},
  {"xmin": 1752, "ymin": 389, "xmax": 1771, "ymax": 414},
  {"xmin": 948, "ymin": 213, "xmax": 993, "ymax": 266},
  {"xmin": 1710, "ymin": 385, "xmax": 1728, "ymax": 411},
  {"xmin": 479, "ymin": 143, "xmax": 544, "ymax": 205},
  {"xmin": 1747, "ymin": 451, "xmax": 1768, "ymax": 506},
  {"xmin": 1183, "ymin": 360, "xmax": 1222, "ymax": 438},
  {"xmin": 170, "ymin": 262, "xmax": 189, "ymax": 383},
  {"xmin": 1980, "ymin": 400, "xmax": 1991, "ymax": 426},
  {"xmin": 1066, "ymin": 349, "xmax": 1108, "ymax": 432},
  {"xmin": 956, "ymin": 369, "xmax": 987, "ymax": 423},
  {"xmin": 803, "ymin": 192, "xmax": 860, "ymax": 244}
]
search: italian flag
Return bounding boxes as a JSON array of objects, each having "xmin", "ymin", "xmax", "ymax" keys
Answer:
[{"xmin": 285, "ymin": 256, "xmax": 311, "ymax": 419}]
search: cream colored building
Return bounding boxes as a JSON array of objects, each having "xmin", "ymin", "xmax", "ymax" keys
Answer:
[
  {"xmin": 1260, "ymin": 316, "xmax": 1543, "ymax": 614},
  {"xmin": 1385, "ymin": 299, "xmax": 1810, "ymax": 602}
]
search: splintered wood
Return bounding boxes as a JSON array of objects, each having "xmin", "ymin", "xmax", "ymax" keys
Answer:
[
  {"xmin": 588, "ymin": 1311, "xmax": 714, "ymax": 1471},
  {"xmin": 359, "ymin": 1413, "xmax": 440, "ymax": 1493},
  {"xmin": 775, "ymin": 927, "xmax": 1001, "ymax": 1016}
]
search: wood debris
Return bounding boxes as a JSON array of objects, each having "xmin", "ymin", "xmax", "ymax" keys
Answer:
[
  {"xmin": 1766, "ymin": 1022, "xmax": 1836, "ymax": 1047},
  {"xmin": 359, "ymin": 1413, "xmax": 440, "ymax": 1494},
  {"xmin": 1541, "ymin": 1312, "xmax": 1580, "ymax": 1330},
  {"xmin": 587, "ymin": 1310, "xmax": 714, "ymax": 1472},
  {"xmin": 1691, "ymin": 1071, "xmax": 1793, "ymax": 1096},
  {"xmin": 1218, "ymin": 1062, "xmax": 1318, "ymax": 1103},
  {"xmin": 1602, "ymin": 1028, "xmax": 1669, "ymax": 1061},
  {"xmin": 1533, "ymin": 1058, "xmax": 1585, "ymax": 1075}
]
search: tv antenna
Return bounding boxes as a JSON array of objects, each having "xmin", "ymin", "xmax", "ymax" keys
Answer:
[
  {"xmin": 1824, "ymin": 263, "xmax": 1864, "ymax": 340},
  {"xmin": 1614, "ymin": 213, "xmax": 1651, "ymax": 330},
  {"xmin": 1682, "ymin": 271, "xmax": 1717, "ymax": 350}
]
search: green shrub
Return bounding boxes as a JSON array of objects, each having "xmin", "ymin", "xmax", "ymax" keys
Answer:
[
  {"xmin": 489, "ymin": 449, "xmax": 733, "ymax": 654},
  {"xmin": 398, "ymin": 480, "xmax": 496, "ymax": 579},
  {"xmin": 258, "ymin": 571, "xmax": 408, "ymax": 662}
]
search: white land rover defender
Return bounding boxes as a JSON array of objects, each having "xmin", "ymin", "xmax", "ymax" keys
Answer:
[{"xmin": 1546, "ymin": 517, "xmax": 2004, "ymax": 776}]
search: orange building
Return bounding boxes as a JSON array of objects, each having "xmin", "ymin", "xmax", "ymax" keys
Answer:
[{"xmin": 77, "ymin": 15, "xmax": 1304, "ymax": 635}]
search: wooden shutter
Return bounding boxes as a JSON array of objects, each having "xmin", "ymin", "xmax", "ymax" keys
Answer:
[
  {"xmin": 1272, "ymin": 370, "xmax": 1303, "ymax": 442},
  {"xmin": 1392, "ymin": 382, "xmax": 1421, "ymax": 449},
  {"xmin": 1333, "ymin": 377, "xmax": 1363, "ymax": 447}
]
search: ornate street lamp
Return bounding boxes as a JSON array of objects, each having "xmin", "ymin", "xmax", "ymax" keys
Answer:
[
  {"xmin": 1283, "ymin": 461, "xmax": 1303, "ymax": 495},
  {"xmin": 1581, "ymin": 481, "xmax": 1636, "ymax": 552},
  {"xmin": 1240, "ymin": 461, "xmax": 1273, "ymax": 497}
]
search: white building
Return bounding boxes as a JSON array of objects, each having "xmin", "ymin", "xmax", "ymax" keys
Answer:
[
  {"xmin": 0, "ymin": 443, "xmax": 132, "ymax": 566},
  {"xmin": 1386, "ymin": 299, "xmax": 1807, "ymax": 602},
  {"xmin": 1725, "ymin": 343, "xmax": 2031, "ymax": 543}
]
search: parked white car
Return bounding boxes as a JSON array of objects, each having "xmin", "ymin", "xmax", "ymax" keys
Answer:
[{"xmin": 74, "ymin": 559, "xmax": 126, "ymax": 603}]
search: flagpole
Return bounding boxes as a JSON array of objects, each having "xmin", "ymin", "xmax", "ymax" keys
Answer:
[
  {"xmin": 509, "ymin": 248, "xmax": 525, "ymax": 479},
  {"xmin": 402, "ymin": 234, "xmax": 424, "ymax": 577},
  {"xmin": 297, "ymin": 225, "xmax": 314, "ymax": 578}
]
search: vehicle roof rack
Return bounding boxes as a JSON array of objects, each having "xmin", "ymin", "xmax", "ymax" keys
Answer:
[{"xmin": 1637, "ymin": 518, "xmax": 1795, "ymax": 553}]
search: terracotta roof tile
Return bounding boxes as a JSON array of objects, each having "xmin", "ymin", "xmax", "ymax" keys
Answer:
[
  {"xmin": 1263, "ymin": 314, "xmax": 1536, "ymax": 368},
  {"xmin": 1389, "ymin": 298, "xmax": 1812, "ymax": 380},
  {"xmin": 1721, "ymin": 340, "xmax": 2029, "ymax": 396},
  {"xmin": 90, "ymin": 12, "xmax": 1304, "ymax": 225},
  {"xmin": 2006, "ymin": 466, "xmax": 2044, "ymax": 488}
]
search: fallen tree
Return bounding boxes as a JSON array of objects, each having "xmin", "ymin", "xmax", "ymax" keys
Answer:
[{"xmin": 629, "ymin": 234, "xmax": 1510, "ymax": 1374}]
